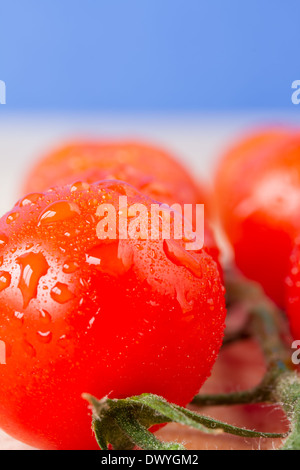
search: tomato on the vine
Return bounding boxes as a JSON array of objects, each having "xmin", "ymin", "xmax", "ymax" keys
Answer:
[
  {"xmin": 215, "ymin": 128, "xmax": 300, "ymax": 307},
  {"xmin": 0, "ymin": 180, "xmax": 226, "ymax": 449}
]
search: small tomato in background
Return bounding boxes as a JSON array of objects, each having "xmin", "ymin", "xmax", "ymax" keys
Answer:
[
  {"xmin": 215, "ymin": 128, "xmax": 300, "ymax": 307},
  {"xmin": 22, "ymin": 139, "xmax": 221, "ymax": 271},
  {"xmin": 22, "ymin": 140, "xmax": 206, "ymax": 207},
  {"xmin": 0, "ymin": 181, "xmax": 226, "ymax": 449}
]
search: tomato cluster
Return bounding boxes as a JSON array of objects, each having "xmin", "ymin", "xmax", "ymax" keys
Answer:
[{"xmin": 0, "ymin": 140, "xmax": 226, "ymax": 449}]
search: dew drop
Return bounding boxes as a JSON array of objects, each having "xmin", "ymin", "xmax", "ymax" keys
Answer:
[
  {"xmin": 38, "ymin": 201, "xmax": 81, "ymax": 226},
  {"xmin": 39, "ymin": 309, "xmax": 51, "ymax": 324},
  {"xmin": 50, "ymin": 282, "xmax": 74, "ymax": 304},
  {"xmin": 36, "ymin": 330, "xmax": 52, "ymax": 344},
  {"xmin": 57, "ymin": 334, "xmax": 69, "ymax": 350},
  {"xmin": 0, "ymin": 233, "xmax": 8, "ymax": 247},
  {"xmin": 17, "ymin": 252, "xmax": 49, "ymax": 308},
  {"xmin": 6, "ymin": 211, "xmax": 19, "ymax": 224},
  {"xmin": 176, "ymin": 286, "xmax": 194, "ymax": 314},
  {"xmin": 13, "ymin": 311, "xmax": 24, "ymax": 327},
  {"xmin": 20, "ymin": 193, "xmax": 44, "ymax": 207},
  {"xmin": 70, "ymin": 181, "xmax": 90, "ymax": 192},
  {"xmin": 63, "ymin": 260, "xmax": 79, "ymax": 274},
  {"xmin": 0, "ymin": 271, "xmax": 11, "ymax": 291},
  {"xmin": 85, "ymin": 241, "xmax": 133, "ymax": 276},
  {"xmin": 88, "ymin": 317, "xmax": 95, "ymax": 329},
  {"xmin": 22, "ymin": 340, "xmax": 36, "ymax": 357},
  {"xmin": 163, "ymin": 239, "xmax": 202, "ymax": 278}
]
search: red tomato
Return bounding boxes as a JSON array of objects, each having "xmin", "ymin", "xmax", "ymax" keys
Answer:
[
  {"xmin": 23, "ymin": 140, "xmax": 206, "ymax": 207},
  {"xmin": 286, "ymin": 243, "xmax": 300, "ymax": 339},
  {"xmin": 215, "ymin": 128, "xmax": 300, "ymax": 307},
  {"xmin": 23, "ymin": 139, "xmax": 220, "ymax": 272},
  {"xmin": 0, "ymin": 180, "xmax": 226, "ymax": 449}
]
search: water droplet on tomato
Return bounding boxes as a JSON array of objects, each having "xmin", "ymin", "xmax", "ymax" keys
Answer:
[
  {"xmin": 85, "ymin": 241, "xmax": 133, "ymax": 276},
  {"xmin": 63, "ymin": 260, "xmax": 79, "ymax": 273},
  {"xmin": 13, "ymin": 311, "xmax": 24, "ymax": 325},
  {"xmin": 38, "ymin": 201, "xmax": 81, "ymax": 226},
  {"xmin": 163, "ymin": 239, "xmax": 202, "ymax": 278},
  {"xmin": 20, "ymin": 193, "xmax": 44, "ymax": 207},
  {"xmin": 17, "ymin": 252, "xmax": 49, "ymax": 308},
  {"xmin": 0, "ymin": 271, "xmax": 11, "ymax": 291},
  {"xmin": 0, "ymin": 233, "xmax": 8, "ymax": 247},
  {"xmin": 175, "ymin": 286, "xmax": 194, "ymax": 314},
  {"xmin": 39, "ymin": 309, "xmax": 51, "ymax": 324},
  {"xmin": 6, "ymin": 211, "xmax": 19, "ymax": 224},
  {"xmin": 36, "ymin": 330, "xmax": 52, "ymax": 344},
  {"xmin": 70, "ymin": 181, "xmax": 90, "ymax": 192},
  {"xmin": 22, "ymin": 340, "xmax": 36, "ymax": 357},
  {"xmin": 50, "ymin": 282, "xmax": 74, "ymax": 303}
]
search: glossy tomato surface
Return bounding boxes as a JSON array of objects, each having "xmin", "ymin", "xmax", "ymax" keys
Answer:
[
  {"xmin": 0, "ymin": 181, "xmax": 226, "ymax": 449},
  {"xmin": 215, "ymin": 128, "xmax": 300, "ymax": 307}
]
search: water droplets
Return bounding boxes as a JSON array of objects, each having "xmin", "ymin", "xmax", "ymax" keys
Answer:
[
  {"xmin": 22, "ymin": 340, "xmax": 36, "ymax": 358},
  {"xmin": 0, "ymin": 233, "xmax": 8, "ymax": 248},
  {"xmin": 38, "ymin": 201, "xmax": 81, "ymax": 226},
  {"xmin": 39, "ymin": 309, "xmax": 51, "ymax": 324},
  {"xmin": 17, "ymin": 252, "xmax": 49, "ymax": 308},
  {"xmin": 13, "ymin": 311, "xmax": 24, "ymax": 325},
  {"xmin": 163, "ymin": 239, "xmax": 202, "ymax": 278},
  {"xmin": 0, "ymin": 271, "xmax": 11, "ymax": 291},
  {"xmin": 63, "ymin": 260, "xmax": 79, "ymax": 274},
  {"xmin": 70, "ymin": 181, "xmax": 90, "ymax": 192},
  {"xmin": 50, "ymin": 282, "xmax": 74, "ymax": 304},
  {"xmin": 20, "ymin": 193, "xmax": 44, "ymax": 207},
  {"xmin": 36, "ymin": 330, "xmax": 52, "ymax": 344},
  {"xmin": 6, "ymin": 211, "xmax": 19, "ymax": 224},
  {"xmin": 85, "ymin": 241, "xmax": 133, "ymax": 276}
]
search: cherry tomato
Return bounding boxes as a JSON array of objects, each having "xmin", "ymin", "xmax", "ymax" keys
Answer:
[
  {"xmin": 0, "ymin": 180, "xmax": 226, "ymax": 449},
  {"xmin": 23, "ymin": 139, "xmax": 220, "ymax": 272},
  {"xmin": 285, "ymin": 242, "xmax": 300, "ymax": 339},
  {"xmin": 23, "ymin": 140, "xmax": 206, "ymax": 207},
  {"xmin": 215, "ymin": 128, "xmax": 300, "ymax": 307}
]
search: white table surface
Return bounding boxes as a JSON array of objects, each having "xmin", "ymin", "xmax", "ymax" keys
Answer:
[{"xmin": 0, "ymin": 111, "xmax": 298, "ymax": 450}]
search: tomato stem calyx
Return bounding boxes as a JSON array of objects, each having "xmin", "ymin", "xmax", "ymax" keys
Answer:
[{"xmin": 83, "ymin": 391, "xmax": 284, "ymax": 450}]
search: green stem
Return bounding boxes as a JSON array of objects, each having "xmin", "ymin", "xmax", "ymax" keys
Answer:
[
  {"xmin": 274, "ymin": 372, "xmax": 300, "ymax": 450},
  {"xmin": 194, "ymin": 273, "xmax": 300, "ymax": 449},
  {"xmin": 114, "ymin": 410, "xmax": 185, "ymax": 450}
]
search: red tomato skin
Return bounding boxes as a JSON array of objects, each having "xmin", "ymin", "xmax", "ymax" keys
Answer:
[
  {"xmin": 286, "ymin": 243, "xmax": 300, "ymax": 339},
  {"xmin": 215, "ymin": 128, "xmax": 300, "ymax": 307},
  {"xmin": 22, "ymin": 140, "xmax": 206, "ymax": 207},
  {"xmin": 0, "ymin": 181, "xmax": 226, "ymax": 450},
  {"xmin": 23, "ymin": 139, "xmax": 221, "ymax": 273}
]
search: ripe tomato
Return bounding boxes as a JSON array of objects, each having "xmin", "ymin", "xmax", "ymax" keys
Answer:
[
  {"xmin": 23, "ymin": 140, "xmax": 206, "ymax": 207},
  {"xmin": 0, "ymin": 180, "xmax": 226, "ymax": 449},
  {"xmin": 23, "ymin": 139, "xmax": 220, "ymax": 271},
  {"xmin": 285, "ymin": 243, "xmax": 300, "ymax": 339},
  {"xmin": 215, "ymin": 128, "xmax": 300, "ymax": 307}
]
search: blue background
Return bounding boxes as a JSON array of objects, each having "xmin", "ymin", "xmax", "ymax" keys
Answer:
[{"xmin": 0, "ymin": 0, "xmax": 298, "ymax": 111}]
